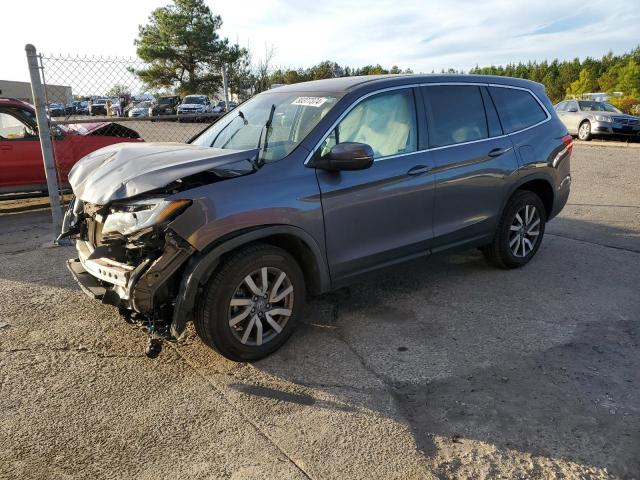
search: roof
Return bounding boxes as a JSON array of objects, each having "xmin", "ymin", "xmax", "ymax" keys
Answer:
[
  {"xmin": 0, "ymin": 97, "xmax": 33, "ymax": 108},
  {"xmin": 270, "ymin": 74, "xmax": 544, "ymax": 94}
]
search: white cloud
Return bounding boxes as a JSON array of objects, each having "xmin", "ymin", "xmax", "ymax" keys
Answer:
[{"xmin": 1, "ymin": 0, "xmax": 638, "ymax": 83}]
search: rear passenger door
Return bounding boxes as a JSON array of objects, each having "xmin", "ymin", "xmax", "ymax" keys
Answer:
[{"xmin": 421, "ymin": 84, "xmax": 519, "ymax": 250}]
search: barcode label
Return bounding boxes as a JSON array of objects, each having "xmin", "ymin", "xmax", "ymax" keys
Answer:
[{"xmin": 292, "ymin": 97, "xmax": 328, "ymax": 107}]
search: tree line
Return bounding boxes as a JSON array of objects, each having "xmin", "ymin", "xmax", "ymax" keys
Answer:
[
  {"xmin": 470, "ymin": 48, "xmax": 640, "ymax": 111},
  {"xmin": 133, "ymin": 0, "xmax": 640, "ymax": 112}
]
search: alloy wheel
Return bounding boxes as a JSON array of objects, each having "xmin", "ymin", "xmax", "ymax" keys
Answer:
[
  {"xmin": 509, "ymin": 205, "xmax": 541, "ymax": 258},
  {"xmin": 578, "ymin": 122, "xmax": 590, "ymax": 140},
  {"xmin": 227, "ymin": 267, "xmax": 294, "ymax": 346}
]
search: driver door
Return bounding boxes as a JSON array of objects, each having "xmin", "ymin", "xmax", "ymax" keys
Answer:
[
  {"xmin": 0, "ymin": 109, "xmax": 44, "ymax": 192},
  {"xmin": 314, "ymin": 88, "xmax": 435, "ymax": 283}
]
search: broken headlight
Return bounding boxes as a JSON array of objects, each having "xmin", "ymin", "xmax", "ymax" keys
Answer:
[{"xmin": 102, "ymin": 198, "xmax": 191, "ymax": 236}]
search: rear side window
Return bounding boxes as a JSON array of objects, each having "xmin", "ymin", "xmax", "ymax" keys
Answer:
[
  {"xmin": 423, "ymin": 86, "xmax": 488, "ymax": 147},
  {"xmin": 489, "ymin": 87, "xmax": 548, "ymax": 134}
]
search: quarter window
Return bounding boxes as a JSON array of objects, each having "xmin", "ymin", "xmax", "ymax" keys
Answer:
[
  {"xmin": 423, "ymin": 86, "xmax": 488, "ymax": 148},
  {"xmin": 489, "ymin": 87, "xmax": 548, "ymax": 134},
  {"xmin": 320, "ymin": 89, "xmax": 417, "ymax": 159}
]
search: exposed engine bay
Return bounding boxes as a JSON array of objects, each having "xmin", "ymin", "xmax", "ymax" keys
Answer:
[{"xmin": 60, "ymin": 142, "xmax": 261, "ymax": 356}]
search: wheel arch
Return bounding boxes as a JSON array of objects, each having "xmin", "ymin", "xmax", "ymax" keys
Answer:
[
  {"xmin": 504, "ymin": 174, "xmax": 555, "ymax": 221},
  {"xmin": 170, "ymin": 225, "xmax": 330, "ymax": 339}
]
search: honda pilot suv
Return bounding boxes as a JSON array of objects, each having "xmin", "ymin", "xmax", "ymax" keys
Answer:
[{"xmin": 61, "ymin": 75, "xmax": 572, "ymax": 361}]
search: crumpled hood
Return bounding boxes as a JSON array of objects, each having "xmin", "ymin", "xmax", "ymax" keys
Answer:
[{"xmin": 68, "ymin": 142, "xmax": 258, "ymax": 204}]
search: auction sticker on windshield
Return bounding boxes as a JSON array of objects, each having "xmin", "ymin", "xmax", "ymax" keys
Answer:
[{"xmin": 292, "ymin": 97, "xmax": 328, "ymax": 107}]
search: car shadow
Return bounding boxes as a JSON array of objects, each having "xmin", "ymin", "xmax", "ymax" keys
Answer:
[{"xmin": 244, "ymin": 230, "xmax": 640, "ymax": 477}]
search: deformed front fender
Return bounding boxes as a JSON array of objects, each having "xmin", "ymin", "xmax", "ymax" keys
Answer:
[{"xmin": 170, "ymin": 225, "xmax": 330, "ymax": 339}]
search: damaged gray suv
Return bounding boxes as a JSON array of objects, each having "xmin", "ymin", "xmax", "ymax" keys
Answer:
[{"xmin": 61, "ymin": 75, "xmax": 573, "ymax": 361}]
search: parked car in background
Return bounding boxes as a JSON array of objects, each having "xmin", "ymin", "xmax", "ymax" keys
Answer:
[
  {"xmin": 0, "ymin": 98, "xmax": 143, "ymax": 195},
  {"xmin": 177, "ymin": 95, "xmax": 212, "ymax": 122},
  {"xmin": 150, "ymin": 96, "xmax": 180, "ymax": 118},
  {"xmin": 70, "ymin": 101, "xmax": 83, "ymax": 114},
  {"xmin": 555, "ymin": 99, "xmax": 640, "ymax": 140},
  {"xmin": 75, "ymin": 101, "xmax": 89, "ymax": 115},
  {"xmin": 47, "ymin": 102, "xmax": 65, "ymax": 117},
  {"xmin": 128, "ymin": 101, "xmax": 151, "ymax": 118},
  {"xmin": 89, "ymin": 98, "xmax": 108, "ymax": 116},
  {"xmin": 110, "ymin": 98, "xmax": 122, "ymax": 117},
  {"xmin": 212, "ymin": 101, "xmax": 226, "ymax": 113},
  {"xmin": 61, "ymin": 75, "xmax": 572, "ymax": 361},
  {"xmin": 212, "ymin": 100, "xmax": 238, "ymax": 114}
]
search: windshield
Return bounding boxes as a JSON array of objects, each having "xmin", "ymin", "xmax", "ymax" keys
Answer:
[
  {"xmin": 191, "ymin": 91, "xmax": 340, "ymax": 162},
  {"xmin": 183, "ymin": 96, "xmax": 206, "ymax": 104},
  {"xmin": 135, "ymin": 102, "xmax": 151, "ymax": 108},
  {"xmin": 578, "ymin": 101, "xmax": 621, "ymax": 113}
]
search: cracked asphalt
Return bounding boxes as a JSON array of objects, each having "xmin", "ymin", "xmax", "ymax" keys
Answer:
[{"xmin": 1, "ymin": 144, "xmax": 639, "ymax": 479}]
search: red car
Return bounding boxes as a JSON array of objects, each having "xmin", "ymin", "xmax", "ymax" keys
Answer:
[{"xmin": 0, "ymin": 98, "xmax": 142, "ymax": 195}]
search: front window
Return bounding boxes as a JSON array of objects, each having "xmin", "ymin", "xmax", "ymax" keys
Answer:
[
  {"xmin": 577, "ymin": 101, "xmax": 621, "ymax": 113},
  {"xmin": 0, "ymin": 111, "xmax": 36, "ymax": 140},
  {"xmin": 319, "ymin": 90, "xmax": 417, "ymax": 158},
  {"xmin": 191, "ymin": 91, "xmax": 341, "ymax": 162}
]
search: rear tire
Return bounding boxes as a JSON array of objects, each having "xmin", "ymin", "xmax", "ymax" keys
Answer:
[
  {"xmin": 194, "ymin": 243, "xmax": 305, "ymax": 362},
  {"xmin": 481, "ymin": 190, "xmax": 546, "ymax": 269},
  {"xmin": 578, "ymin": 121, "xmax": 592, "ymax": 141}
]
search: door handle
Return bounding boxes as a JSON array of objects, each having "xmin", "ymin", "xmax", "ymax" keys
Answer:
[
  {"xmin": 407, "ymin": 165, "xmax": 431, "ymax": 176},
  {"xmin": 0, "ymin": 144, "xmax": 13, "ymax": 151},
  {"xmin": 488, "ymin": 147, "xmax": 512, "ymax": 158}
]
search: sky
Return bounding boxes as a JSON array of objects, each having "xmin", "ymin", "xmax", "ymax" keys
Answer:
[{"xmin": 2, "ymin": 0, "xmax": 639, "ymax": 83}]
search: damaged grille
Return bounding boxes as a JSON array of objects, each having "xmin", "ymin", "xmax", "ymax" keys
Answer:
[{"xmin": 82, "ymin": 204, "xmax": 163, "ymax": 267}]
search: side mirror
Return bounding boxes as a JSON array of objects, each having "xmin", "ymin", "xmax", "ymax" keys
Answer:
[
  {"xmin": 310, "ymin": 142, "xmax": 374, "ymax": 171},
  {"xmin": 568, "ymin": 107, "xmax": 578, "ymax": 112}
]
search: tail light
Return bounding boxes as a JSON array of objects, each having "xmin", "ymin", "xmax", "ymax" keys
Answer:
[{"xmin": 561, "ymin": 134, "xmax": 573, "ymax": 155}]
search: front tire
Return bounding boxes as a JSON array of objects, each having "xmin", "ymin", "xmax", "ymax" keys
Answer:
[
  {"xmin": 482, "ymin": 190, "xmax": 546, "ymax": 269},
  {"xmin": 578, "ymin": 121, "xmax": 592, "ymax": 141},
  {"xmin": 194, "ymin": 244, "xmax": 305, "ymax": 362}
]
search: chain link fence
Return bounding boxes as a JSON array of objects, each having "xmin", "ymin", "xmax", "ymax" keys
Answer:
[
  {"xmin": 23, "ymin": 45, "xmax": 232, "ymax": 241},
  {"xmin": 41, "ymin": 52, "xmax": 227, "ymax": 142}
]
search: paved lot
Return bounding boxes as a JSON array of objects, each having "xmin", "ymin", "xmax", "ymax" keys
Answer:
[{"xmin": 1, "ymin": 144, "xmax": 639, "ymax": 479}]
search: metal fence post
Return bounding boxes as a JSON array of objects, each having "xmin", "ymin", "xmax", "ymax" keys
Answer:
[
  {"xmin": 222, "ymin": 64, "xmax": 229, "ymax": 111},
  {"xmin": 25, "ymin": 44, "xmax": 64, "ymax": 243}
]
